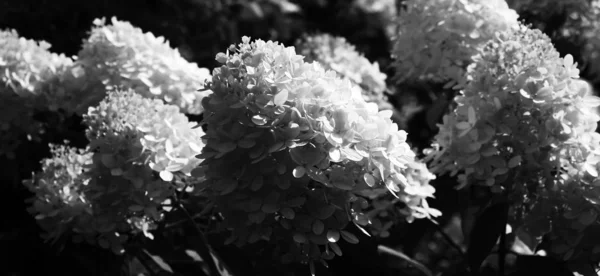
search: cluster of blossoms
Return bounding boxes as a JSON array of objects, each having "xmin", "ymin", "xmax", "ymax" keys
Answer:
[
  {"xmin": 197, "ymin": 37, "xmax": 437, "ymax": 266},
  {"xmin": 508, "ymin": 0, "xmax": 600, "ymax": 83},
  {"xmin": 360, "ymin": 160, "xmax": 438, "ymax": 238},
  {"xmin": 76, "ymin": 17, "xmax": 212, "ymax": 115},
  {"xmin": 0, "ymin": 29, "xmax": 73, "ymax": 97},
  {"xmin": 26, "ymin": 90, "xmax": 205, "ymax": 253},
  {"xmin": 295, "ymin": 33, "xmax": 392, "ymax": 111},
  {"xmin": 426, "ymin": 24, "xmax": 600, "ymax": 266},
  {"xmin": 391, "ymin": 0, "xmax": 519, "ymax": 87},
  {"xmin": 0, "ymin": 29, "xmax": 76, "ymax": 158},
  {"xmin": 24, "ymin": 145, "xmax": 94, "ymax": 243}
]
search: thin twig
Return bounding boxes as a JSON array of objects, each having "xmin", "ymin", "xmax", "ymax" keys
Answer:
[
  {"xmin": 178, "ymin": 201, "xmax": 221, "ymax": 276},
  {"xmin": 499, "ymin": 226, "xmax": 507, "ymax": 276},
  {"xmin": 427, "ymin": 218, "xmax": 466, "ymax": 258},
  {"xmin": 377, "ymin": 245, "xmax": 434, "ymax": 276},
  {"xmin": 499, "ymin": 173, "xmax": 517, "ymax": 276}
]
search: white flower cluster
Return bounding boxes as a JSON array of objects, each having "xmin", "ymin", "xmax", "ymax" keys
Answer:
[
  {"xmin": 0, "ymin": 29, "xmax": 75, "ymax": 158},
  {"xmin": 392, "ymin": 0, "xmax": 519, "ymax": 87},
  {"xmin": 77, "ymin": 17, "xmax": 212, "ymax": 114},
  {"xmin": 199, "ymin": 36, "xmax": 437, "ymax": 264},
  {"xmin": 0, "ymin": 29, "xmax": 73, "ymax": 97},
  {"xmin": 26, "ymin": 90, "xmax": 206, "ymax": 253},
  {"xmin": 84, "ymin": 90, "xmax": 205, "ymax": 181},
  {"xmin": 427, "ymin": 23, "xmax": 600, "ymax": 266}
]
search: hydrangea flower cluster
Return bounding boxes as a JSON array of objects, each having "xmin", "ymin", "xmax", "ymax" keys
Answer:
[
  {"xmin": 0, "ymin": 29, "xmax": 75, "ymax": 158},
  {"xmin": 26, "ymin": 90, "xmax": 205, "ymax": 253},
  {"xmin": 427, "ymin": 24, "xmax": 600, "ymax": 266},
  {"xmin": 508, "ymin": 0, "xmax": 600, "ymax": 84},
  {"xmin": 84, "ymin": 89, "xmax": 205, "ymax": 182},
  {"xmin": 295, "ymin": 33, "xmax": 392, "ymax": 111},
  {"xmin": 361, "ymin": 160, "xmax": 438, "ymax": 238},
  {"xmin": 0, "ymin": 29, "xmax": 73, "ymax": 97},
  {"xmin": 198, "ymin": 36, "xmax": 437, "ymax": 265},
  {"xmin": 391, "ymin": 0, "xmax": 519, "ymax": 87},
  {"xmin": 427, "ymin": 24, "xmax": 600, "ymax": 188},
  {"xmin": 76, "ymin": 17, "xmax": 212, "ymax": 115},
  {"xmin": 24, "ymin": 145, "xmax": 93, "ymax": 243}
]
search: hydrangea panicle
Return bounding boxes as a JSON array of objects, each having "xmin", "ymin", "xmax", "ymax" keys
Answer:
[
  {"xmin": 84, "ymin": 89, "xmax": 205, "ymax": 182},
  {"xmin": 392, "ymin": 0, "xmax": 519, "ymax": 87},
  {"xmin": 76, "ymin": 17, "xmax": 212, "ymax": 114},
  {"xmin": 25, "ymin": 145, "xmax": 93, "ymax": 244},
  {"xmin": 0, "ymin": 30, "xmax": 75, "ymax": 157},
  {"xmin": 199, "ymin": 36, "xmax": 437, "ymax": 264},
  {"xmin": 426, "ymin": 23, "xmax": 600, "ymax": 268},
  {"xmin": 0, "ymin": 29, "xmax": 73, "ymax": 97},
  {"xmin": 26, "ymin": 89, "xmax": 206, "ymax": 253}
]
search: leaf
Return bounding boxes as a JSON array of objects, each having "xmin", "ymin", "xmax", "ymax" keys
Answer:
[
  {"xmin": 327, "ymin": 230, "xmax": 340, "ymax": 243},
  {"xmin": 363, "ymin": 173, "xmax": 375, "ymax": 187},
  {"xmin": 468, "ymin": 106, "xmax": 476, "ymax": 124},
  {"xmin": 184, "ymin": 249, "xmax": 203, "ymax": 262},
  {"xmin": 293, "ymin": 166, "xmax": 306, "ymax": 178},
  {"xmin": 467, "ymin": 201, "xmax": 509, "ymax": 274},
  {"xmin": 315, "ymin": 205, "xmax": 336, "ymax": 220},
  {"xmin": 141, "ymin": 249, "xmax": 174, "ymax": 274},
  {"xmin": 340, "ymin": 230, "xmax": 359, "ymax": 244}
]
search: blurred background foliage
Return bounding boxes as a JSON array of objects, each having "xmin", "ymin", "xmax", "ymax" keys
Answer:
[{"xmin": 1, "ymin": 0, "xmax": 600, "ymax": 276}]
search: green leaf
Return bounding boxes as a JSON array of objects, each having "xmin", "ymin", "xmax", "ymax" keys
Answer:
[
  {"xmin": 340, "ymin": 230, "xmax": 359, "ymax": 244},
  {"xmin": 467, "ymin": 201, "xmax": 508, "ymax": 274}
]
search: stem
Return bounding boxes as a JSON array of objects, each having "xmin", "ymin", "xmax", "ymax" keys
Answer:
[
  {"xmin": 498, "ymin": 228, "xmax": 507, "ymax": 276},
  {"xmin": 428, "ymin": 218, "xmax": 466, "ymax": 258},
  {"xmin": 498, "ymin": 171, "xmax": 517, "ymax": 276},
  {"xmin": 178, "ymin": 201, "xmax": 221, "ymax": 276},
  {"xmin": 378, "ymin": 245, "xmax": 434, "ymax": 276}
]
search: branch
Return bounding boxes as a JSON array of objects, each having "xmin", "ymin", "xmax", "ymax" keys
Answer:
[
  {"xmin": 428, "ymin": 218, "xmax": 466, "ymax": 258},
  {"xmin": 177, "ymin": 201, "xmax": 222, "ymax": 276},
  {"xmin": 377, "ymin": 245, "xmax": 434, "ymax": 276}
]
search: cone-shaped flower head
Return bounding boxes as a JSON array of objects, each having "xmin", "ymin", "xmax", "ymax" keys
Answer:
[
  {"xmin": 427, "ymin": 23, "xmax": 600, "ymax": 271},
  {"xmin": 0, "ymin": 29, "xmax": 73, "ymax": 97},
  {"xmin": 26, "ymin": 90, "xmax": 206, "ymax": 253},
  {"xmin": 24, "ymin": 145, "xmax": 93, "ymax": 243},
  {"xmin": 199, "ymin": 36, "xmax": 437, "ymax": 265},
  {"xmin": 392, "ymin": 0, "xmax": 519, "ymax": 87},
  {"xmin": 77, "ymin": 17, "xmax": 212, "ymax": 114},
  {"xmin": 428, "ymin": 24, "xmax": 600, "ymax": 189},
  {"xmin": 0, "ymin": 30, "xmax": 75, "ymax": 157}
]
